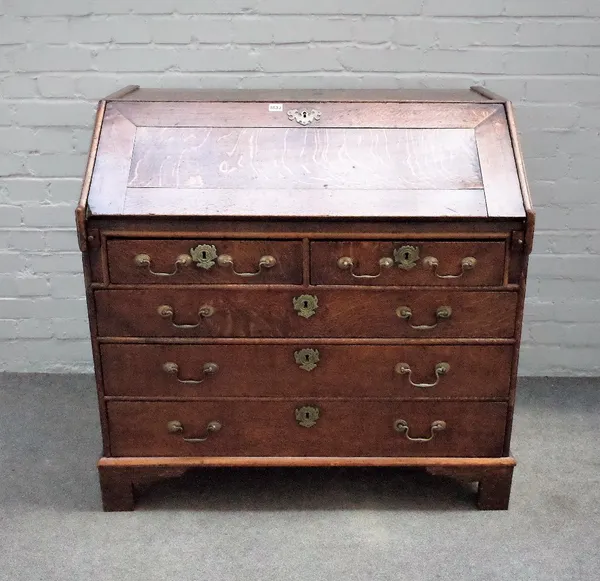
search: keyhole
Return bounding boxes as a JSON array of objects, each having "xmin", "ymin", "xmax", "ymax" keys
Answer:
[
  {"xmin": 305, "ymin": 411, "xmax": 310, "ymax": 419},
  {"xmin": 404, "ymin": 251, "xmax": 410, "ymax": 261},
  {"xmin": 305, "ymin": 354, "xmax": 310, "ymax": 361},
  {"xmin": 202, "ymin": 251, "xmax": 207, "ymax": 259},
  {"xmin": 302, "ymin": 111, "xmax": 307, "ymax": 118},
  {"xmin": 303, "ymin": 300, "xmax": 308, "ymax": 309}
]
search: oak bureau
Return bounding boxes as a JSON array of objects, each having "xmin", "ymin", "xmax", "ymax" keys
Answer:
[{"xmin": 76, "ymin": 86, "xmax": 534, "ymax": 511}]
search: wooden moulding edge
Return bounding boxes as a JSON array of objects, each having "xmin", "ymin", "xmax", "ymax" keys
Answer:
[
  {"xmin": 104, "ymin": 85, "xmax": 140, "ymax": 101},
  {"xmin": 76, "ymin": 100, "xmax": 107, "ymax": 252},
  {"xmin": 98, "ymin": 456, "xmax": 517, "ymax": 469},
  {"xmin": 470, "ymin": 85, "xmax": 508, "ymax": 102},
  {"xmin": 505, "ymin": 101, "xmax": 535, "ymax": 255}
]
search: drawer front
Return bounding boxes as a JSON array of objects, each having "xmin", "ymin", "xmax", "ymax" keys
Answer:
[
  {"xmin": 107, "ymin": 400, "xmax": 507, "ymax": 458},
  {"xmin": 95, "ymin": 289, "xmax": 518, "ymax": 338},
  {"xmin": 101, "ymin": 344, "xmax": 513, "ymax": 399},
  {"xmin": 311, "ymin": 241, "xmax": 506, "ymax": 286},
  {"xmin": 107, "ymin": 239, "xmax": 303, "ymax": 285}
]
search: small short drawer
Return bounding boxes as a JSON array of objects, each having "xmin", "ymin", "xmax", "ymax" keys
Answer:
[
  {"xmin": 106, "ymin": 239, "xmax": 303, "ymax": 284},
  {"xmin": 106, "ymin": 400, "xmax": 508, "ymax": 458},
  {"xmin": 100, "ymin": 343, "xmax": 513, "ymax": 399},
  {"xmin": 94, "ymin": 289, "xmax": 518, "ymax": 339},
  {"xmin": 311, "ymin": 240, "xmax": 506, "ymax": 286}
]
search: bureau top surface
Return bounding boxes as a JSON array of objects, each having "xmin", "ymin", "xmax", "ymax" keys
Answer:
[{"xmin": 84, "ymin": 88, "xmax": 528, "ymax": 220}]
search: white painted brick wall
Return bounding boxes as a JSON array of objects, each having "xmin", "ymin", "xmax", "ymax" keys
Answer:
[{"xmin": 0, "ymin": 0, "xmax": 599, "ymax": 375}]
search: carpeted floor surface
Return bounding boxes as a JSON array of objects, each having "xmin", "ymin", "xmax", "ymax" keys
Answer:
[{"xmin": 0, "ymin": 374, "xmax": 598, "ymax": 580}]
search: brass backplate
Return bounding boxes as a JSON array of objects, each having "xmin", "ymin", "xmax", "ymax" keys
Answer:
[
  {"xmin": 295, "ymin": 405, "xmax": 320, "ymax": 428},
  {"xmin": 394, "ymin": 245, "xmax": 420, "ymax": 270},
  {"xmin": 190, "ymin": 244, "xmax": 218, "ymax": 270},
  {"xmin": 293, "ymin": 294, "xmax": 318, "ymax": 319},
  {"xmin": 287, "ymin": 108, "xmax": 321, "ymax": 126},
  {"xmin": 294, "ymin": 348, "xmax": 320, "ymax": 371}
]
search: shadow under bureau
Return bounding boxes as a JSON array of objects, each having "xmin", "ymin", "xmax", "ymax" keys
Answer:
[{"xmin": 76, "ymin": 86, "xmax": 534, "ymax": 511}]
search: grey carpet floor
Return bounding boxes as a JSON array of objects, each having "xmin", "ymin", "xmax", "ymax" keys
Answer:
[{"xmin": 0, "ymin": 374, "xmax": 598, "ymax": 581}]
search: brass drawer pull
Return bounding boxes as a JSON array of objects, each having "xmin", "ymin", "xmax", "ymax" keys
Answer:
[
  {"xmin": 217, "ymin": 254, "xmax": 277, "ymax": 277},
  {"xmin": 134, "ymin": 253, "xmax": 192, "ymax": 276},
  {"xmin": 395, "ymin": 362, "xmax": 450, "ymax": 388},
  {"xmin": 157, "ymin": 304, "xmax": 215, "ymax": 328},
  {"xmin": 162, "ymin": 361, "xmax": 219, "ymax": 384},
  {"xmin": 167, "ymin": 420, "xmax": 222, "ymax": 443},
  {"xmin": 337, "ymin": 256, "xmax": 394, "ymax": 279},
  {"xmin": 393, "ymin": 419, "xmax": 446, "ymax": 442},
  {"xmin": 396, "ymin": 305, "xmax": 452, "ymax": 330},
  {"xmin": 423, "ymin": 256, "xmax": 477, "ymax": 279}
]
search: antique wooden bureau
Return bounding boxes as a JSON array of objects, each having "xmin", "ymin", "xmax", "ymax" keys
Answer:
[{"xmin": 76, "ymin": 86, "xmax": 534, "ymax": 511}]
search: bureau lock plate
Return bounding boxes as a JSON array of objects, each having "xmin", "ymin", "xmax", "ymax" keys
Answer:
[
  {"xmin": 190, "ymin": 244, "xmax": 218, "ymax": 270},
  {"xmin": 295, "ymin": 405, "xmax": 320, "ymax": 428},
  {"xmin": 293, "ymin": 294, "xmax": 318, "ymax": 319},
  {"xmin": 394, "ymin": 245, "xmax": 420, "ymax": 270},
  {"xmin": 294, "ymin": 348, "xmax": 320, "ymax": 371}
]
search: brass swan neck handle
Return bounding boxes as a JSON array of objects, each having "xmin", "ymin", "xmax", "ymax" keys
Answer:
[
  {"xmin": 337, "ymin": 256, "xmax": 394, "ymax": 279},
  {"xmin": 216, "ymin": 254, "xmax": 276, "ymax": 277},
  {"xmin": 134, "ymin": 253, "xmax": 191, "ymax": 276},
  {"xmin": 157, "ymin": 304, "xmax": 215, "ymax": 329},
  {"xmin": 162, "ymin": 361, "xmax": 219, "ymax": 384},
  {"xmin": 396, "ymin": 305, "xmax": 452, "ymax": 330},
  {"xmin": 167, "ymin": 420, "xmax": 222, "ymax": 443},
  {"xmin": 423, "ymin": 256, "xmax": 477, "ymax": 279},
  {"xmin": 394, "ymin": 420, "xmax": 447, "ymax": 442},
  {"xmin": 395, "ymin": 362, "xmax": 450, "ymax": 388}
]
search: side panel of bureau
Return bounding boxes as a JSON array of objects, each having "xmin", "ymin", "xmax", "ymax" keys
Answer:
[
  {"xmin": 94, "ymin": 289, "xmax": 518, "ymax": 338},
  {"xmin": 106, "ymin": 400, "xmax": 508, "ymax": 458}
]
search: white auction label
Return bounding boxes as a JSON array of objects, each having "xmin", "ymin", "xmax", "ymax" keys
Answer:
[{"xmin": 268, "ymin": 103, "xmax": 283, "ymax": 112}]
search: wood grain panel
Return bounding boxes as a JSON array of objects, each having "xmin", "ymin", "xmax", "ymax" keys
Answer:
[
  {"xmin": 311, "ymin": 240, "xmax": 506, "ymax": 286},
  {"xmin": 107, "ymin": 400, "xmax": 508, "ymax": 458},
  {"xmin": 127, "ymin": 126, "xmax": 482, "ymax": 190},
  {"xmin": 100, "ymin": 343, "xmax": 513, "ymax": 399},
  {"xmin": 476, "ymin": 108, "xmax": 525, "ymax": 218},
  {"xmin": 94, "ymin": 288, "xmax": 518, "ymax": 339},
  {"xmin": 107, "ymin": 238, "xmax": 303, "ymax": 285},
  {"xmin": 87, "ymin": 105, "xmax": 136, "ymax": 215},
  {"xmin": 115, "ymin": 101, "xmax": 498, "ymax": 128}
]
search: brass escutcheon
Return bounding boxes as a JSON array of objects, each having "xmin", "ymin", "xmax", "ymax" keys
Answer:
[
  {"xmin": 294, "ymin": 348, "xmax": 320, "ymax": 372},
  {"xmin": 287, "ymin": 108, "xmax": 321, "ymax": 125},
  {"xmin": 394, "ymin": 245, "xmax": 420, "ymax": 270},
  {"xmin": 295, "ymin": 405, "xmax": 320, "ymax": 428},
  {"xmin": 190, "ymin": 244, "xmax": 218, "ymax": 270},
  {"xmin": 293, "ymin": 294, "xmax": 318, "ymax": 319}
]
